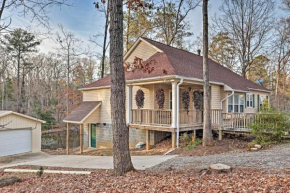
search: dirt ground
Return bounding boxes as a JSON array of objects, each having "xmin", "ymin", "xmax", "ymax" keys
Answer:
[
  {"xmin": 0, "ymin": 167, "xmax": 289, "ymax": 192},
  {"xmin": 43, "ymin": 135, "xmax": 258, "ymax": 156}
]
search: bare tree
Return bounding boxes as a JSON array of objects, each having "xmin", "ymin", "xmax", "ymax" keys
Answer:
[
  {"xmin": 202, "ymin": 0, "xmax": 213, "ymax": 146},
  {"xmin": 56, "ymin": 24, "xmax": 82, "ymax": 115},
  {"xmin": 154, "ymin": 0, "xmax": 201, "ymax": 48},
  {"xmin": 109, "ymin": 0, "xmax": 134, "ymax": 176},
  {"xmin": 272, "ymin": 18, "xmax": 290, "ymax": 110},
  {"xmin": 0, "ymin": 0, "xmax": 70, "ymax": 32},
  {"xmin": 92, "ymin": 1, "xmax": 110, "ymax": 78},
  {"xmin": 214, "ymin": 0, "xmax": 275, "ymax": 77}
]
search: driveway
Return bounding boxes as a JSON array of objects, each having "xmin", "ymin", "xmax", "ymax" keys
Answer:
[
  {"xmin": 0, "ymin": 153, "xmax": 176, "ymax": 170},
  {"xmin": 150, "ymin": 143, "xmax": 290, "ymax": 171}
]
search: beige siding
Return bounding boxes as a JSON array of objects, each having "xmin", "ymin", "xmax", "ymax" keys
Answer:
[
  {"xmin": 83, "ymin": 88, "xmax": 111, "ymax": 123},
  {"xmin": 83, "ymin": 108, "xmax": 101, "ymax": 124},
  {"xmin": 125, "ymin": 41, "xmax": 158, "ymax": 63},
  {"xmin": 211, "ymin": 85, "xmax": 221, "ymax": 109},
  {"xmin": 0, "ymin": 114, "xmax": 42, "ymax": 153},
  {"xmin": 221, "ymin": 90, "xmax": 270, "ymax": 113}
]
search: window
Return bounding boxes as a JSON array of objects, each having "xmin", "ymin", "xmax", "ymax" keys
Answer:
[
  {"xmin": 246, "ymin": 94, "xmax": 253, "ymax": 108},
  {"xmin": 228, "ymin": 94, "xmax": 245, "ymax": 113},
  {"xmin": 240, "ymin": 95, "xmax": 245, "ymax": 113}
]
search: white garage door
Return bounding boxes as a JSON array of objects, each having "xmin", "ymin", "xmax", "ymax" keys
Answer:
[{"xmin": 0, "ymin": 129, "xmax": 32, "ymax": 157}]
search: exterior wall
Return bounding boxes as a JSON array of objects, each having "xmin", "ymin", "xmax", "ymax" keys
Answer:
[
  {"xmin": 83, "ymin": 108, "xmax": 100, "ymax": 124},
  {"xmin": 88, "ymin": 124, "xmax": 169, "ymax": 149},
  {"xmin": 211, "ymin": 85, "xmax": 221, "ymax": 109},
  {"xmin": 221, "ymin": 90, "xmax": 270, "ymax": 113},
  {"xmin": 0, "ymin": 114, "xmax": 42, "ymax": 153},
  {"xmin": 83, "ymin": 88, "xmax": 111, "ymax": 123},
  {"xmin": 83, "ymin": 123, "xmax": 89, "ymax": 148},
  {"xmin": 125, "ymin": 41, "xmax": 158, "ymax": 63}
]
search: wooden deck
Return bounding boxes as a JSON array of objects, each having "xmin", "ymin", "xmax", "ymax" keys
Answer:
[{"xmin": 130, "ymin": 108, "xmax": 256, "ymax": 133}]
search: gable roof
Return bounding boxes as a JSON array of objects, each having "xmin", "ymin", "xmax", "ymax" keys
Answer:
[
  {"xmin": 63, "ymin": 101, "xmax": 101, "ymax": 124},
  {"xmin": 0, "ymin": 111, "xmax": 46, "ymax": 123},
  {"xmin": 83, "ymin": 37, "xmax": 269, "ymax": 92}
]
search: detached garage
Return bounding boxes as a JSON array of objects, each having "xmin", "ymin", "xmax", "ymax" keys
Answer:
[{"xmin": 0, "ymin": 111, "xmax": 45, "ymax": 157}]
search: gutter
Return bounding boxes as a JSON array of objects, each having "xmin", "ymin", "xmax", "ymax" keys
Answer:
[
  {"xmin": 176, "ymin": 79, "xmax": 183, "ymax": 148},
  {"xmin": 220, "ymin": 90, "xmax": 234, "ymax": 109}
]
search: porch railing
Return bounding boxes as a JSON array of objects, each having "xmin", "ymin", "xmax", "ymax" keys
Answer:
[
  {"xmin": 131, "ymin": 108, "xmax": 257, "ymax": 129},
  {"xmin": 132, "ymin": 109, "xmax": 172, "ymax": 126},
  {"xmin": 222, "ymin": 113, "xmax": 256, "ymax": 129},
  {"xmin": 179, "ymin": 110, "xmax": 202, "ymax": 125}
]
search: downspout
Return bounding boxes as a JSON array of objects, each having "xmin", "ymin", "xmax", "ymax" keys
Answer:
[
  {"xmin": 176, "ymin": 79, "xmax": 183, "ymax": 148},
  {"xmin": 220, "ymin": 90, "xmax": 234, "ymax": 109}
]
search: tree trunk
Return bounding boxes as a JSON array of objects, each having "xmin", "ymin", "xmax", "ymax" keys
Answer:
[
  {"xmin": 17, "ymin": 52, "xmax": 21, "ymax": 112},
  {"xmin": 202, "ymin": 0, "xmax": 213, "ymax": 146},
  {"xmin": 20, "ymin": 66, "xmax": 25, "ymax": 114},
  {"xmin": 101, "ymin": 0, "xmax": 110, "ymax": 78},
  {"xmin": 109, "ymin": 0, "xmax": 134, "ymax": 176}
]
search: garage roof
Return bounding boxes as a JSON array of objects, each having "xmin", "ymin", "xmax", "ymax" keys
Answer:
[
  {"xmin": 0, "ymin": 111, "xmax": 46, "ymax": 123},
  {"xmin": 63, "ymin": 101, "xmax": 102, "ymax": 124}
]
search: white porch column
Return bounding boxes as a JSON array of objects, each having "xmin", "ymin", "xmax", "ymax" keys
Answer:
[
  {"xmin": 171, "ymin": 81, "xmax": 177, "ymax": 128},
  {"xmin": 128, "ymin": 85, "xmax": 133, "ymax": 124}
]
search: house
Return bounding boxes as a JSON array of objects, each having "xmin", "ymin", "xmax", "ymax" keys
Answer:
[
  {"xmin": 0, "ymin": 111, "xmax": 45, "ymax": 157},
  {"xmin": 63, "ymin": 37, "xmax": 270, "ymax": 154}
]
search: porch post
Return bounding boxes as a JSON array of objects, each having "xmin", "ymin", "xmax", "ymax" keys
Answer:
[
  {"xmin": 172, "ymin": 131, "xmax": 176, "ymax": 148},
  {"xmin": 80, "ymin": 124, "xmax": 83, "ymax": 154},
  {"xmin": 128, "ymin": 85, "xmax": 133, "ymax": 124},
  {"xmin": 66, "ymin": 122, "xmax": 70, "ymax": 155},
  {"xmin": 146, "ymin": 130, "xmax": 150, "ymax": 151},
  {"xmin": 171, "ymin": 81, "xmax": 177, "ymax": 128},
  {"xmin": 218, "ymin": 128, "xmax": 223, "ymax": 140}
]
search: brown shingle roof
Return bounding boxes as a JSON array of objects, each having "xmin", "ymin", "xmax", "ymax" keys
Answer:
[
  {"xmin": 63, "ymin": 101, "xmax": 101, "ymax": 123},
  {"xmin": 83, "ymin": 38, "xmax": 269, "ymax": 92}
]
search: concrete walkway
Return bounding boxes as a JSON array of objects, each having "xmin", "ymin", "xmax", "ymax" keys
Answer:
[{"xmin": 0, "ymin": 153, "xmax": 176, "ymax": 170}]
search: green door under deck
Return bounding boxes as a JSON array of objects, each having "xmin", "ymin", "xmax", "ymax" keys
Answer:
[{"xmin": 91, "ymin": 124, "xmax": 97, "ymax": 148}]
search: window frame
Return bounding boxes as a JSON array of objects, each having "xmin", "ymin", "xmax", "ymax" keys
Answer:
[
  {"xmin": 227, "ymin": 94, "xmax": 245, "ymax": 113},
  {"xmin": 246, "ymin": 93, "xmax": 254, "ymax": 108}
]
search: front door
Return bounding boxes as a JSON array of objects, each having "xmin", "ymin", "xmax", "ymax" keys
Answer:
[{"xmin": 91, "ymin": 124, "xmax": 96, "ymax": 148}]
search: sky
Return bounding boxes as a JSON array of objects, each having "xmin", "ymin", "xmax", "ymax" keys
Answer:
[{"xmin": 4, "ymin": 0, "xmax": 285, "ymax": 54}]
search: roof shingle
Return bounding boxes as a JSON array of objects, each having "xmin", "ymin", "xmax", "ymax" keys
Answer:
[
  {"xmin": 63, "ymin": 101, "xmax": 101, "ymax": 123},
  {"xmin": 83, "ymin": 38, "xmax": 269, "ymax": 92}
]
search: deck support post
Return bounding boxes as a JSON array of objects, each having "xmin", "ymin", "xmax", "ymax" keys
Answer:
[
  {"xmin": 171, "ymin": 81, "xmax": 177, "ymax": 128},
  {"xmin": 80, "ymin": 124, "xmax": 83, "ymax": 154},
  {"xmin": 146, "ymin": 130, "xmax": 150, "ymax": 151},
  {"xmin": 192, "ymin": 130, "xmax": 196, "ymax": 142},
  {"xmin": 66, "ymin": 122, "xmax": 70, "ymax": 155},
  {"xmin": 128, "ymin": 85, "xmax": 133, "ymax": 124},
  {"xmin": 172, "ymin": 132, "xmax": 176, "ymax": 148},
  {"xmin": 218, "ymin": 129, "xmax": 223, "ymax": 140}
]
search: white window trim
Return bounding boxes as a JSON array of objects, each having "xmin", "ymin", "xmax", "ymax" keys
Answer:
[
  {"xmin": 246, "ymin": 93, "xmax": 254, "ymax": 108},
  {"xmin": 227, "ymin": 94, "xmax": 245, "ymax": 113}
]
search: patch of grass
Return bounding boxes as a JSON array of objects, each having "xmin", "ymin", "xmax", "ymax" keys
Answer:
[
  {"xmin": 185, "ymin": 138, "xmax": 202, "ymax": 150},
  {"xmin": 0, "ymin": 176, "xmax": 22, "ymax": 188}
]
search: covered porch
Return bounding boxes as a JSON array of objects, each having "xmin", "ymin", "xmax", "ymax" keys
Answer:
[{"xmin": 63, "ymin": 101, "xmax": 102, "ymax": 155}]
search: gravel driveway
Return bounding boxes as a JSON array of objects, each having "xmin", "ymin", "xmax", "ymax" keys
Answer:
[{"xmin": 150, "ymin": 143, "xmax": 290, "ymax": 171}]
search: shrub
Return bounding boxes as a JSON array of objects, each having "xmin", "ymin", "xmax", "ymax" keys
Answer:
[
  {"xmin": 155, "ymin": 88, "xmax": 165, "ymax": 109},
  {"xmin": 250, "ymin": 104, "xmax": 290, "ymax": 144},
  {"xmin": 185, "ymin": 138, "xmax": 202, "ymax": 150},
  {"xmin": 37, "ymin": 166, "xmax": 44, "ymax": 177},
  {"xmin": 135, "ymin": 89, "xmax": 145, "ymax": 109}
]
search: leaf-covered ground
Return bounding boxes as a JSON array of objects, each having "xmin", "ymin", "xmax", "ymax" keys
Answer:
[{"xmin": 0, "ymin": 168, "xmax": 289, "ymax": 192}]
